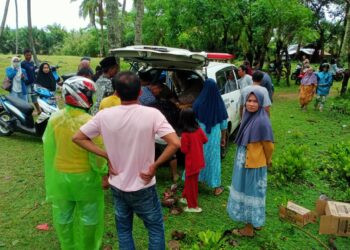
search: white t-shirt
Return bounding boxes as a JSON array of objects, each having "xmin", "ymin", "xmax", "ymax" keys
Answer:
[
  {"xmin": 81, "ymin": 104, "xmax": 175, "ymax": 192},
  {"xmin": 240, "ymin": 85, "xmax": 272, "ymax": 108}
]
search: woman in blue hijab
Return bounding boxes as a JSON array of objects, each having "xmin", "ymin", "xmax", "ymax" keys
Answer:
[
  {"xmin": 192, "ymin": 78, "xmax": 228, "ymax": 196},
  {"xmin": 227, "ymin": 89, "xmax": 274, "ymax": 237}
]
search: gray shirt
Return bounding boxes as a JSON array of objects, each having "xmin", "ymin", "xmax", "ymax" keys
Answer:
[
  {"xmin": 238, "ymin": 74, "xmax": 253, "ymax": 90},
  {"xmin": 240, "ymin": 85, "xmax": 272, "ymax": 108}
]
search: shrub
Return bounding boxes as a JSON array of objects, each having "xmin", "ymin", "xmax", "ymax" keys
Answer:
[
  {"xmin": 270, "ymin": 144, "xmax": 312, "ymax": 186},
  {"xmin": 330, "ymin": 95, "xmax": 350, "ymax": 115},
  {"xmin": 320, "ymin": 141, "xmax": 350, "ymax": 185}
]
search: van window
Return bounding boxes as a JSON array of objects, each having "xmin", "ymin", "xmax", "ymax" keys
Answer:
[{"xmin": 215, "ymin": 67, "xmax": 238, "ymax": 94}]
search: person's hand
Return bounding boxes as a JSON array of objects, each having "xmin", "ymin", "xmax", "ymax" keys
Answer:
[
  {"xmin": 140, "ymin": 163, "xmax": 157, "ymax": 184},
  {"xmin": 267, "ymin": 162, "xmax": 273, "ymax": 168},
  {"xmin": 221, "ymin": 137, "xmax": 226, "ymax": 147},
  {"xmin": 108, "ymin": 159, "xmax": 118, "ymax": 176},
  {"xmin": 21, "ymin": 73, "xmax": 25, "ymax": 79}
]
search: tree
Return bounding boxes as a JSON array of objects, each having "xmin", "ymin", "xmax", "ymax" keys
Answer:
[
  {"xmin": 134, "ymin": 0, "xmax": 144, "ymax": 44},
  {"xmin": 341, "ymin": 0, "xmax": 350, "ymax": 67},
  {"xmin": 0, "ymin": 0, "xmax": 11, "ymax": 39},
  {"xmin": 106, "ymin": 0, "xmax": 121, "ymax": 59},
  {"xmin": 27, "ymin": 0, "xmax": 39, "ymax": 65},
  {"xmin": 14, "ymin": 0, "xmax": 18, "ymax": 54}
]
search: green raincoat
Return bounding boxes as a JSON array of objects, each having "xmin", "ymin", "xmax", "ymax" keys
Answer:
[{"xmin": 43, "ymin": 106, "xmax": 107, "ymax": 250}]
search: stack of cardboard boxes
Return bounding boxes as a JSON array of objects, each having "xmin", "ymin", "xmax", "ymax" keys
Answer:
[{"xmin": 279, "ymin": 199, "xmax": 350, "ymax": 237}]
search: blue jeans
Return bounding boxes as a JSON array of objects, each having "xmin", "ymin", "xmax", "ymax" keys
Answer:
[
  {"xmin": 10, "ymin": 91, "xmax": 27, "ymax": 102},
  {"xmin": 111, "ymin": 185, "xmax": 165, "ymax": 250}
]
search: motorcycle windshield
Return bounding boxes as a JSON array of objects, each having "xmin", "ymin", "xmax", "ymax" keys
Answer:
[{"xmin": 35, "ymin": 86, "xmax": 53, "ymax": 98}]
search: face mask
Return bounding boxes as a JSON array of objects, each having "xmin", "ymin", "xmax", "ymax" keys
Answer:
[{"xmin": 13, "ymin": 62, "xmax": 19, "ymax": 68}]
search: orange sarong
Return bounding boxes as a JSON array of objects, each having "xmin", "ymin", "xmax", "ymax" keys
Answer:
[{"xmin": 299, "ymin": 85, "xmax": 316, "ymax": 106}]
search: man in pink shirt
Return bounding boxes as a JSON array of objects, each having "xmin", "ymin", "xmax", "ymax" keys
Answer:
[{"xmin": 73, "ymin": 71, "xmax": 180, "ymax": 250}]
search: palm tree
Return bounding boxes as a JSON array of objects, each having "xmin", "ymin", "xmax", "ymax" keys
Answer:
[
  {"xmin": 134, "ymin": 0, "xmax": 144, "ymax": 45},
  {"xmin": 27, "ymin": 0, "xmax": 39, "ymax": 65},
  {"xmin": 71, "ymin": 0, "xmax": 105, "ymax": 56},
  {"xmin": 14, "ymin": 0, "xmax": 18, "ymax": 54},
  {"xmin": 0, "ymin": 0, "xmax": 11, "ymax": 39},
  {"xmin": 105, "ymin": 0, "xmax": 120, "ymax": 49},
  {"xmin": 72, "ymin": 0, "xmax": 98, "ymax": 28}
]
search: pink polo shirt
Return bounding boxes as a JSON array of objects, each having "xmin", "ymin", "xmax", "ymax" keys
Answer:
[{"xmin": 80, "ymin": 104, "xmax": 175, "ymax": 192}]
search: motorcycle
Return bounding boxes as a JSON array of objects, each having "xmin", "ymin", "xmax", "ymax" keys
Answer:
[
  {"xmin": 333, "ymin": 68, "xmax": 344, "ymax": 82},
  {"xmin": 0, "ymin": 86, "xmax": 59, "ymax": 137},
  {"xmin": 291, "ymin": 63, "xmax": 303, "ymax": 85}
]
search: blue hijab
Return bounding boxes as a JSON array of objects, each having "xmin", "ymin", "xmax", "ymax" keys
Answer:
[
  {"xmin": 234, "ymin": 89, "xmax": 274, "ymax": 146},
  {"xmin": 193, "ymin": 78, "xmax": 228, "ymax": 134}
]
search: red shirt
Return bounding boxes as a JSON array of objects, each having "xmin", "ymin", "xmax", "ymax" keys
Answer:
[{"xmin": 181, "ymin": 128, "xmax": 208, "ymax": 176}]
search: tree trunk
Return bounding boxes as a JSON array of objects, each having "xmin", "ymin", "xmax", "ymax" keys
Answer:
[
  {"xmin": 106, "ymin": 0, "xmax": 120, "ymax": 49},
  {"xmin": 341, "ymin": 1, "xmax": 350, "ymax": 68},
  {"xmin": 98, "ymin": 0, "xmax": 105, "ymax": 56},
  {"xmin": 120, "ymin": 0, "xmax": 126, "ymax": 45},
  {"xmin": 14, "ymin": 0, "xmax": 18, "ymax": 54},
  {"xmin": 27, "ymin": 0, "xmax": 39, "ymax": 66},
  {"xmin": 134, "ymin": 0, "xmax": 144, "ymax": 45},
  {"xmin": 0, "ymin": 0, "xmax": 11, "ymax": 38}
]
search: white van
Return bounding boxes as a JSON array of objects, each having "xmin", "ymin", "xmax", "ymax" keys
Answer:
[{"xmin": 110, "ymin": 46, "xmax": 241, "ymax": 139}]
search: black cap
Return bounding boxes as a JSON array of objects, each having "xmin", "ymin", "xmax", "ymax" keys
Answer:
[
  {"xmin": 81, "ymin": 56, "xmax": 91, "ymax": 61},
  {"xmin": 99, "ymin": 56, "xmax": 118, "ymax": 69}
]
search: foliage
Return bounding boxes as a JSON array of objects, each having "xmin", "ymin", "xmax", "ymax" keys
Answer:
[
  {"xmin": 320, "ymin": 141, "xmax": 350, "ymax": 185},
  {"xmin": 270, "ymin": 144, "xmax": 312, "ymax": 186},
  {"xmin": 58, "ymin": 28, "xmax": 103, "ymax": 57},
  {"xmin": 0, "ymin": 24, "xmax": 67, "ymax": 55},
  {"xmin": 330, "ymin": 96, "xmax": 350, "ymax": 115},
  {"xmin": 191, "ymin": 230, "xmax": 224, "ymax": 250}
]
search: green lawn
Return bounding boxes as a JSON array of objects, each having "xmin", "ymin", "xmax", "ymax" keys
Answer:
[{"xmin": 1, "ymin": 55, "xmax": 350, "ymax": 249}]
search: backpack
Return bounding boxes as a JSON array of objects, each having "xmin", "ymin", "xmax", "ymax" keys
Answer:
[{"xmin": 2, "ymin": 77, "xmax": 12, "ymax": 91}]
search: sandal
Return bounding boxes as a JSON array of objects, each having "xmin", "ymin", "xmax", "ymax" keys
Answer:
[
  {"xmin": 214, "ymin": 186, "xmax": 224, "ymax": 196},
  {"xmin": 231, "ymin": 228, "xmax": 254, "ymax": 237}
]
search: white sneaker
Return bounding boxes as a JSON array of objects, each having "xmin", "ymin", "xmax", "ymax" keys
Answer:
[
  {"xmin": 184, "ymin": 206, "xmax": 202, "ymax": 213},
  {"xmin": 179, "ymin": 198, "xmax": 187, "ymax": 205}
]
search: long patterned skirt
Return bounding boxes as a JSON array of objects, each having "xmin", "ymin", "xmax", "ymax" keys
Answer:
[
  {"xmin": 226, "ymin": 146, "xmax": 267, "ymax": 227},
  {"xmin": 299, "ymin": 85, "xmax": 316, "ymax": 107}
]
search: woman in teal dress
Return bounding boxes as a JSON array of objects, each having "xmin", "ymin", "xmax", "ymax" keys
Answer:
[{"xmin": 193, "ymin": 78, "xmax": 228, "ymax": 196}]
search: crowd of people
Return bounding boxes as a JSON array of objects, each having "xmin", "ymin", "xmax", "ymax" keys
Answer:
[
  {"xmin": 38, "ymin": 52, "xmax": 277, "ymax": 249},
  {"xmin": 298, "ymin": 57, "xmax": 334, "ymax": 112},
  {"xmin": 3, "ymin": 51, "xmax": 279, "ymax": 248},
  {"xmin": 8, "ymin": 50, "xmax": 345, "ymax": 247}
]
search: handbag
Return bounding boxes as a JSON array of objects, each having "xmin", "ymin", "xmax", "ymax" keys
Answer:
[{"xmin": 2, "ymin": 77, "xmax": 12, "ymax": 91}]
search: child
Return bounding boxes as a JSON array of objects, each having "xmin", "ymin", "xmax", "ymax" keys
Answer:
[
  {"xmin": 315, "ymin": 63, "xmax": 333, "ymax": 112},
  {"xmin": 179, "ymin": 108, "xmax": 208, "ymax": 213}
]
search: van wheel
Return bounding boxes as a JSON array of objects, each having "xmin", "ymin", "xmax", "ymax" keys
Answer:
[{"xmin": 0, "ymin": 113, "xmax": 13, "ymax": 136}]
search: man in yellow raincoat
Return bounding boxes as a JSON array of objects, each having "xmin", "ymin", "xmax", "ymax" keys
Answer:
[{"xmin": 43, "ymin": 76, "xmax": 107, "ymax": 250}]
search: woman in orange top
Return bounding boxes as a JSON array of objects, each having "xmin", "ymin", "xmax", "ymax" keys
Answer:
[{"xmin": 227, "ymin": 89, "xmax": 274, "ymax": 237}]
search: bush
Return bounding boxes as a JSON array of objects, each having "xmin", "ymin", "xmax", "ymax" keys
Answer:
[
  {"xmin": 320, "ymin": 141, "xmax": 350, "ymax": 185},
  {"xmin": 330, "ymin": 95, "xmax": 350, "ymax": 115},
  {"xmin": 270, "ymin": 145, "xmax": 312, "ymax": 186}
]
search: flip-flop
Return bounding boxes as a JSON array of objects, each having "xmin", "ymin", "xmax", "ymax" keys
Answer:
[
  {"xmin": 214, "ymin": 186, "xmax": 224, "ymax": 196},
  {"xmin": 231, "ymin": 228, "xmax": 254, "ymax": 237},
  {"xmin": 254, "ymin": 227, "xmax": 262, "ymax": 231}
]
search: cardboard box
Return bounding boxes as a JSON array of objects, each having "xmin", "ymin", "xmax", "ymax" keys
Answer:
[
  {"xmin": 318, "ymin": 201, "xmax": 350, "ymax": 237},
  {"xmin": 279, "ymin": 201, "xmax": 317, "ymax": 227}
]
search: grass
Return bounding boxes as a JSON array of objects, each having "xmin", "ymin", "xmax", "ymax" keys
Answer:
[{"xmin": 1, "ymin": 55, "xmax": 350, "ymax": 249}]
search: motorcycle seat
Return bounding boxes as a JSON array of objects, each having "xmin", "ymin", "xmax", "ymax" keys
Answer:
[{"xmin": 5, "ymin": 95, "xmax": 34, "ymax": 115}]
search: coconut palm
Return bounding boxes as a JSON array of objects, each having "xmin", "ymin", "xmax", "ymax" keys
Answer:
[
  {"xmin": 27, "ymin": 0, "xmax": 39, "ymax": 65},
  {"xmin": 0, "ymin": 0, "xmax": 11, "ymax": 38},
  {"xmin": 14, "ymin": 0, "xmax": 18, "ymax": 54},
  {"xmin": 134, "ymin": 0, "xmax": 144, "ymax": 45}
]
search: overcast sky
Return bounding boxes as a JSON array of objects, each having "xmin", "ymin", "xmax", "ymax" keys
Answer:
[{"xmin": 1, "ymin": 0, "xmax": 133, "ymax": 31}]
